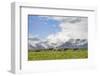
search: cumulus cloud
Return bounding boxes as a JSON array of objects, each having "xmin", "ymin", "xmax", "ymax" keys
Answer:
[{"xmin": 46, "ymin": 16, "xmax": 88, "ymax": 46}]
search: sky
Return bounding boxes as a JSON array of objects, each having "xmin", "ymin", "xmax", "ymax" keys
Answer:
[
  {"xmin": 28, "ymin": 15, "xmax": 88, "ymax": 43},
  {"xmin": 28, "ymin": 15, "xmax": 61, "ymax": 39}
]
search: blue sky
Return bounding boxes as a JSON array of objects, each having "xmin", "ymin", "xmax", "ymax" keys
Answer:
[{"xmin": 28, "ymin": 15, "xmax": 61, "ymax": 39}]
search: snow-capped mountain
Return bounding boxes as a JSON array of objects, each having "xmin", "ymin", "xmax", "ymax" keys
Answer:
[
  {"xmin": 28, "ymin": 37, "xmax": 88, "ymax": 50},
  {"xmin": 58, "ymin": 39, "xmax": 88, "ymax": 48},
  {"xmin": 28, "ymin": 37, "xmax": 54, "ymax": 50}
]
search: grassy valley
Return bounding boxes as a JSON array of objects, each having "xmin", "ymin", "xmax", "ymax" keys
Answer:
[{"xmin": 28, "ymin": 48, "xmax": 88, "ymax": 60}]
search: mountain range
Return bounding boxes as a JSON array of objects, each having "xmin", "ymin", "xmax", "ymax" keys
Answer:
[{"xmin": 28, "ymin": 37, "xmax": 88, "ymax": 50}]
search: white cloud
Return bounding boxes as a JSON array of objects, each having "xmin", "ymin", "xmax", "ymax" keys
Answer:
[
  {"xmin": 29, "ymin": 33, "xmax": 39, "ymax": 39},
  {"xmin": 46, "ymin": 17, "xmax": 88, "ymax": 46},
  {"xmin": 59, "ymin": 17, "xmax": 88, "ymax": 39}
]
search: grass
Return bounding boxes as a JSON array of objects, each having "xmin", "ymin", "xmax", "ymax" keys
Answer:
[{"xmin": 28, "ymin": 48, "xmax": 88, "ymax": 61}]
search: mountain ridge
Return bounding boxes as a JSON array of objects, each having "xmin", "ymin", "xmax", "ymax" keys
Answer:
[{"xmin": 28, "ymin": 37, "xmax": 88, "ymax": 50}]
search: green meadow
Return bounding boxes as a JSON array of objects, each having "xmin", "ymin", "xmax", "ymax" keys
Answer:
[{"xmin": 28, "ymin": 48, "xmax": 88, "ymax": 61}]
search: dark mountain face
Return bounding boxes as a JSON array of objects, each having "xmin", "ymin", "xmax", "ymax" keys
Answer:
[
  {"xmin": 58, "ymin": 39, "xmax": 88, "ymax": 49},
  {"xmin": 28, "ymin": 37, "xmax": 88, "ymax": 50}
]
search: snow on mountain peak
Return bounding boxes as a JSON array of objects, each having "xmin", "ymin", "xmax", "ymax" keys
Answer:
[{"xmin": 28, "ymin": 37, "xmax": 88, "ymax": 50}]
